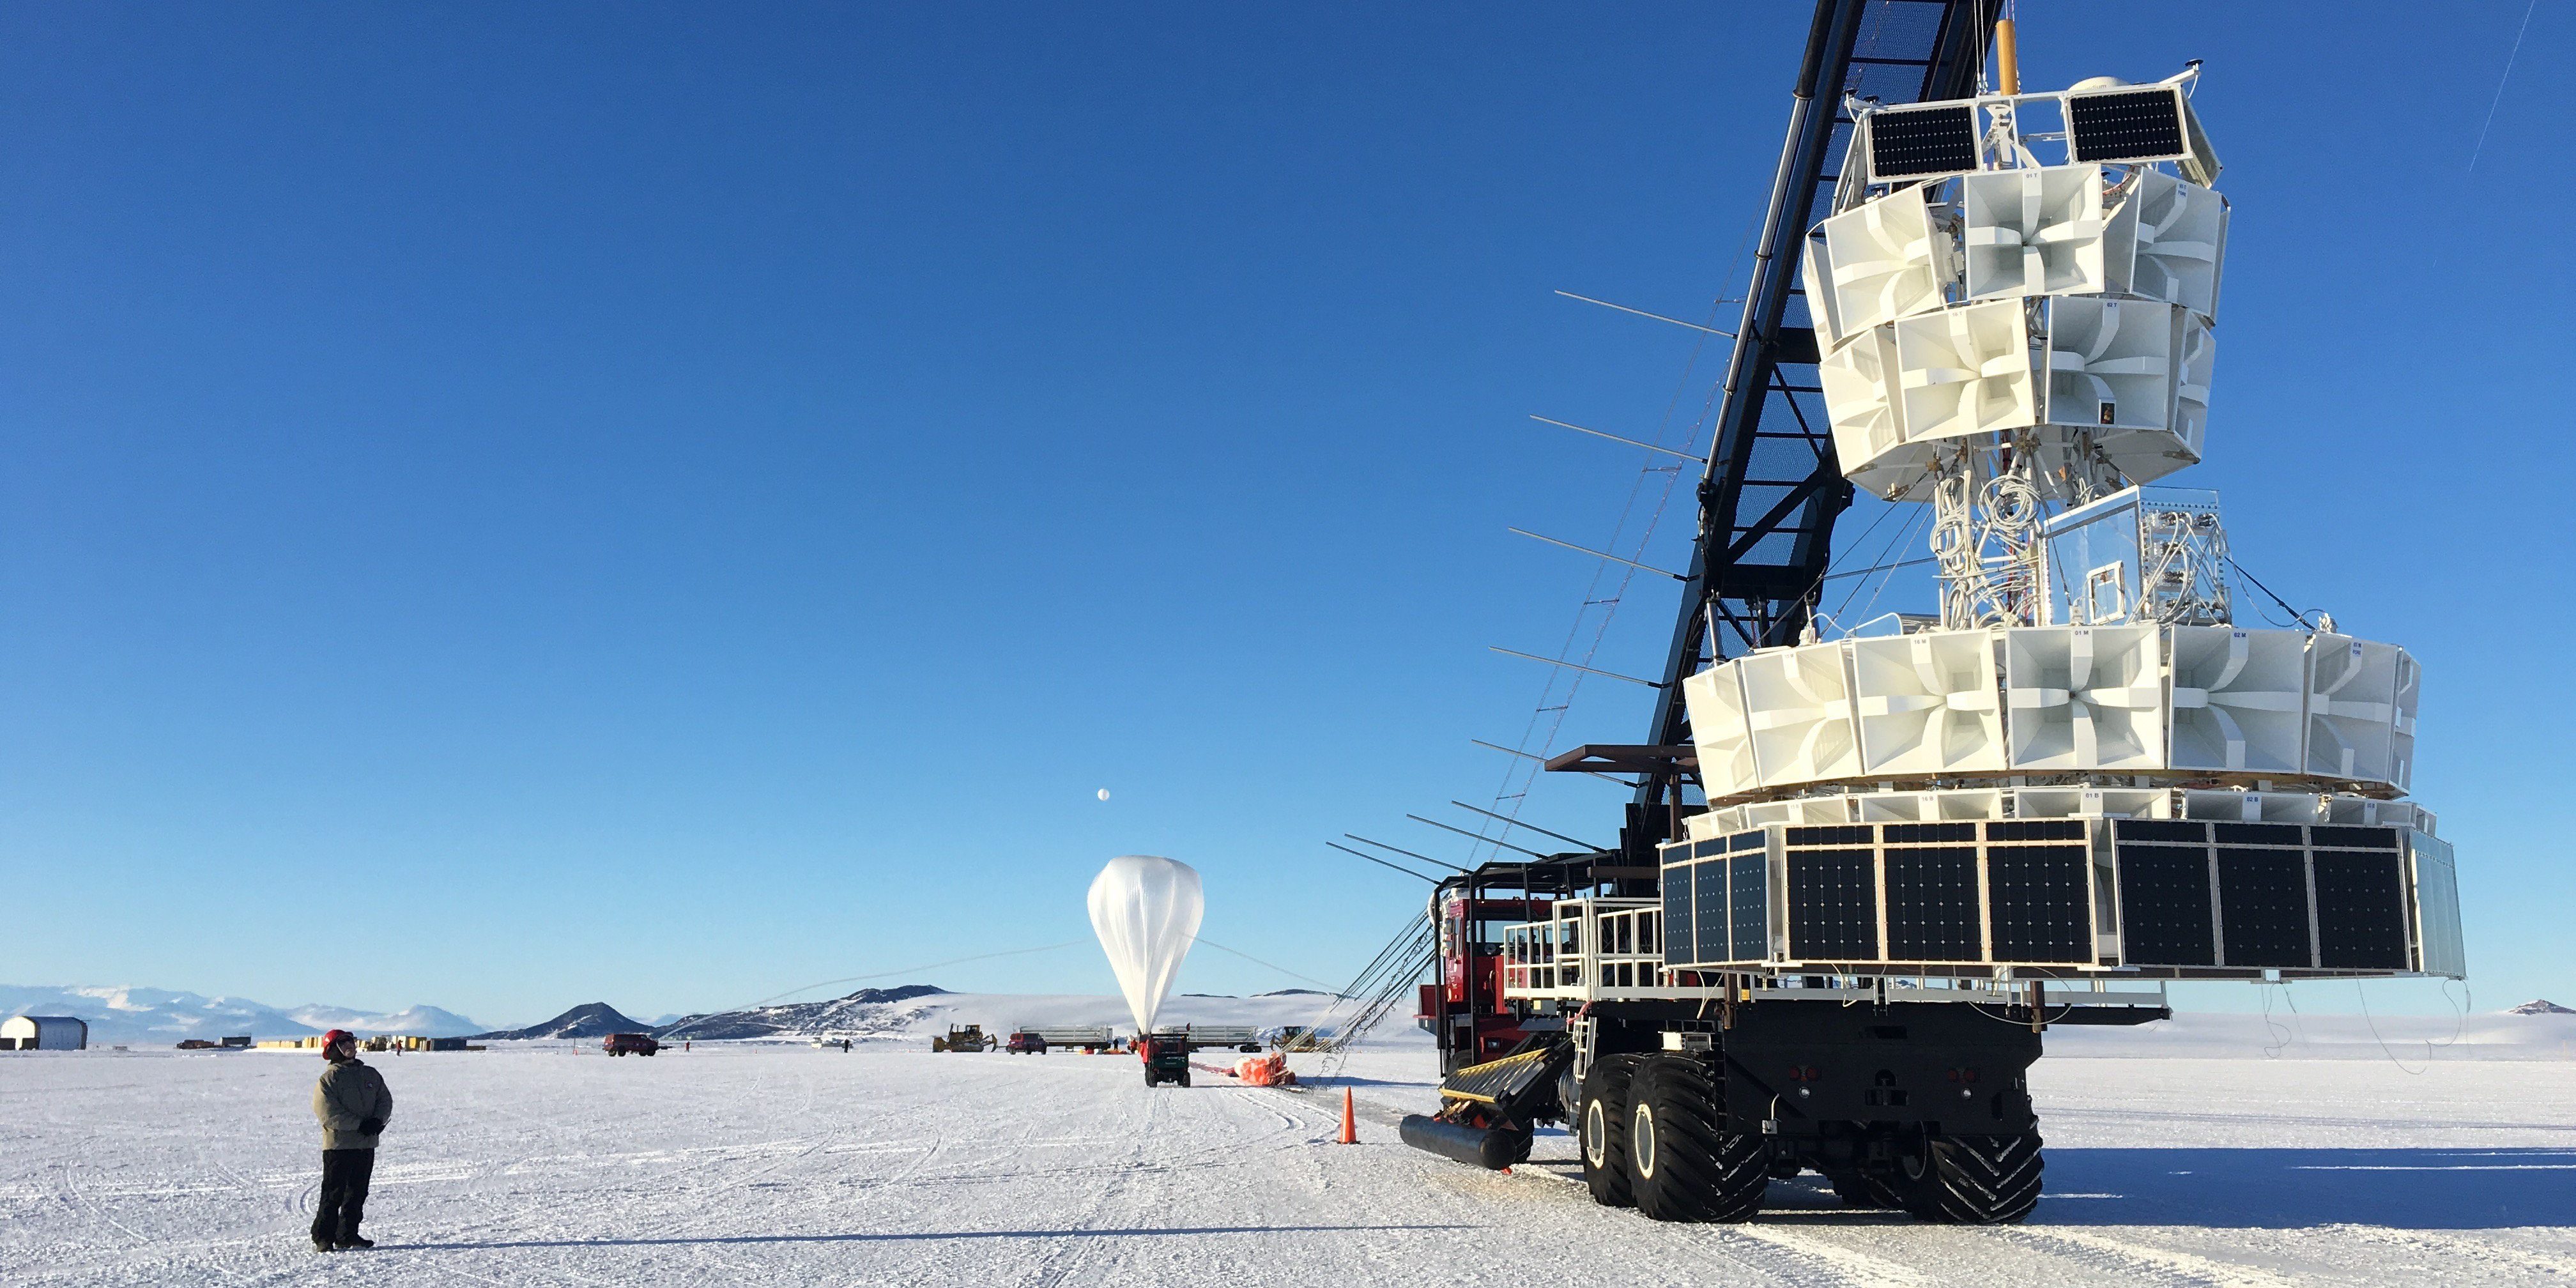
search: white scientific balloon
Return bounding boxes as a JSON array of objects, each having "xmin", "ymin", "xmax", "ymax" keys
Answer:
[
  {"xmin": 1086, "ymin": 855, "xmax": 1204, "ymax": 1035},
  {"xmin": 1097, "ymin": 788, "xmax": 1110, "ymax": 801}
]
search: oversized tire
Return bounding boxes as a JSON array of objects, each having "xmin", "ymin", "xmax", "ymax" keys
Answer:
[
  {"xmin": 1627, "ymin": 1057, "xmax": 1768, "ymax": 1223},
  {"xmin": 1907, "ymin": 1131, "xmax": 2044, "ymax": 1225},
  {"xmin": 1144, "ymin": 1069, "xmax": 1160, "ymax": 1087},
  {"xmin": 1577, "ymin": 1055, "xmax": 1644, "ymax": 1208},
  {"xmin": 1177, "ymin": 1069, "xmax": 1192, "ymax": 1088}
]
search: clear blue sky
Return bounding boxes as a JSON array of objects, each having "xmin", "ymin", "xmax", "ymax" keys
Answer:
[{"xmin": 1, "ymin": 3, "xmax": 2564, "ymax": 1027}]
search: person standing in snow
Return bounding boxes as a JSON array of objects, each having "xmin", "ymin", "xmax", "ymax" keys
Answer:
[{"xmin": 310, "ymin": 1029, "xmax": 394, "ymax": 1252}]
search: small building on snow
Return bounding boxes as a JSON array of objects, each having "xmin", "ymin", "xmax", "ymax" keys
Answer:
[{"xmin": 1, "ymin": 1015, "xmax": 89, "ymax": 1051}]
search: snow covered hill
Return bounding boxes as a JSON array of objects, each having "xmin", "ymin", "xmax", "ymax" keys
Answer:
[
  {"xmin": 652, "ymin": 985, "xmax": 1360, "ymax": 1044},
  {"xmin": 471, "ymin": 1002, "xmax": 657, "ymax": 1041},
  {"xmin": 0, "ymin": 985, "xmax": 486, "ymax": 1045},
  {"xmin": 287, "ymin": 1002, "xmax": 484, "ymax": 1036}
]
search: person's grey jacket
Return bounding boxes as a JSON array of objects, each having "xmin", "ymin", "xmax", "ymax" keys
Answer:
[{"xmin": 313, "ymin": 1057, "xmax": 394, "ymax": 1151}]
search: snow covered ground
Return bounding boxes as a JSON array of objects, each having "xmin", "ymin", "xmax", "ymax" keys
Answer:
[{"xmin": 6, "ymin": 1019, "xmax": 2574, "ymax": 1287}]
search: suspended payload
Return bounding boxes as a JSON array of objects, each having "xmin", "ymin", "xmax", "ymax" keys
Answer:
[
  {"xmin": 1809, "ymin": 136, "xmax": 2230, "ymax": 502},
  {"xmin": 1087, "ymin": 855, "xmax": 1204, "ymax": 1035}
]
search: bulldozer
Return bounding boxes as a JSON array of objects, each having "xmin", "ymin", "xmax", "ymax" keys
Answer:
[{"xmin": 930, "ymin": 1024, "xmax": 995, "ymax": 1053}]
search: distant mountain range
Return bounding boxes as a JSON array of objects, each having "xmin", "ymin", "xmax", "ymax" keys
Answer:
[
  {"xmin": 2508, "ymin": 999, "xmax": 2574, "ymax": 1015},
  {"xmin": 0, "ymin": 986, "xmax": 485, "ymax": 1045}
]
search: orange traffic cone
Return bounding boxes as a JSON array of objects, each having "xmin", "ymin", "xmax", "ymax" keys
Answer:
[{"xmin": 1338, "ymin": 1087, "xmax": 1358, "ymax": 1144}]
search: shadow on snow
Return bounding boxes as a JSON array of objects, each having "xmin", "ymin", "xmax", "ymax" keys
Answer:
[
  {"xmin": 401, "ymin": 1223, "xmax": 1475, "ymax": 1252},
  {"xmin": 1763, "ymin": 1147, "xmax": 2576, "ymax": 1230}
]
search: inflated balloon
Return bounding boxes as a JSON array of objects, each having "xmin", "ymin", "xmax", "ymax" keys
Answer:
[{"xmin": 1087, "ymin": 855, "xmax": 1204, "ymax": 1035}]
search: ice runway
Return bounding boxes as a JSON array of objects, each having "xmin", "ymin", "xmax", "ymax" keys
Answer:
[{"xmin": 4, "ymin": 1041, "xmax": 2573, "ymax": 1285}]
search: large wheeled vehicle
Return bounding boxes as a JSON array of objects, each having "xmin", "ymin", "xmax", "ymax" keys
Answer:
[
  {"xmin": 603, "ymin": 1032, "xmax": 659, "ymax": 1057},
  {"xmin": 1138, "ymin": 1032, "xmax": 1192, "ymax": 1087},
  {"xmin": 1391, "ymin": 0, "xmax": 2467, "ymax": 1226},
  {"xmin": 930, "ymin": 1025, "xmax": 996, "ymax": 1053}
]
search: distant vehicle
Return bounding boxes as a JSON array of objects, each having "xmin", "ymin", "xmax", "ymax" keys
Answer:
[
  {"xmin": 603, "ymin": 1033, "xmax": 659, "ymax": 1057},
  {"xmin": 1177, "ymin": 1024, "xmax": 1262, "ymax": 1054},
  {"xmin": 1139, "ymin": 1032, "xmax": 1192, "ymax": 1088},
  {"xmin": 176, "ymin": 1039, "xmax": 217, "ymax": 1050},
  {"xmin": 1270, "ymin": 1026, "xmax": 1330, "ymax": 1052},
  {"xmin": 1015, "ymin": 1025, "xmax": 1113, "ymax": 1052},
  {"xmin": 931, "ymin": 1025, "xmax": 995, "ymax": 1053},
  {"xmin": 1006, "ymin": 1031, "xmax": 1046, "ymax": 1055}
]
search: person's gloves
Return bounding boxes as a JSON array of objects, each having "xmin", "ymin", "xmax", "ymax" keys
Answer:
[{"xmin": 359, "ymin": 1117, "xmax": 385, "ymax": 1135}]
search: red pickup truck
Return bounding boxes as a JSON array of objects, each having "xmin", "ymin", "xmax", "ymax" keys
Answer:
[{"xmin": 603, "ymin": 1032, "xmax": 660, "ymax": 1057}]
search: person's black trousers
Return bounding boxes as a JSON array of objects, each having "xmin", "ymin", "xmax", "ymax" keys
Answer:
[{"xmin": 312, "ymin": 1147, "xmax": 375, "ymax": 1245}]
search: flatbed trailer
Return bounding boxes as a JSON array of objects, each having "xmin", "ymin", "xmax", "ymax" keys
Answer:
[
  {"xmin": 1011, "ymin": 1026, "xmax": 1116, "ymax": 1053},
  {"xmin": 1175, "ymin": 1025, "xmax": 1263, "ymax": 1053}
]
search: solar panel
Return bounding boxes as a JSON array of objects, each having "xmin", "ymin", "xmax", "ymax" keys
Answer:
[
  {"xmin": 2216, "ymin": 847, "xmax": 2315, "ymax": 968},
  {"xmin": 2114, "ymin": 842, "xmax": 2219, "ymax": 966},
  {"xmin": 1661, "ymin": 862, "xmax": 1696, "ymax": 965},
  {"xmin": 1867, "ymin": 104, "xmax": 1979, "ymax": 181},
  {"xmin": 2067, "ymin": 87, "xmax": 2189, "ymax": 165},
  {"xmin": 1884, "ymin": 845, "xmax": 1982, "ymax": 961},
  {"xmin": 2312, "ymin": 851, "xmax": 2409, "ymax": 970},
  {"xmin": 2120, "ymin": 820, "xmax": 2209, "ymax": 844},
  {"xmin": 1694, "ymin": 859, "xmax": 1733, "ymax": 961},
  {"xmin": 1729, "ymin": 853, "xmax": 1770, "ymax": 962},
  {"xmin": 1988, "ymin": 844, "xmax": 2092, "ymax": 963},
  {"xmin": 2214, "ymin": 821, "xmax": 2304, "ymax": 847},
  {"xmin": 1787, "ymin": 847, "xmax": 1877, "ymax": 959},
  {"xmin": 1883, "ymin": 822, "xmax": 1977, "ymax": 844}
]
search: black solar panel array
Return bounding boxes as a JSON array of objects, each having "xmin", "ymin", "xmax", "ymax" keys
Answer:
[
  {"xmin": 1656, "ymin": 833, "xmax": 1774, "ymax": 965},
  {"xmin": 1657, "ymin": 818, "xmax": 2098, "ymax": 969},
  {"xmin": 2066, "ymin": 87, "xmax": 2190, "ymax": 164},
  {"xmin": 1866, "ymin": 103, "xmax": 1979, "ymax": 180},
  {"xmin": 1661, "ymin": 862, "xmax": 1696, "ymax": 964},
  {"xmin": 2109, "ymin": 820, "xmax": 2412, "ymax": 971}
]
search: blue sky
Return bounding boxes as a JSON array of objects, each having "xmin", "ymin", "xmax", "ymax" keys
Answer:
[{"xmin": 1, "ymin": 3, "xmax": 2565, "ymax": 1027}]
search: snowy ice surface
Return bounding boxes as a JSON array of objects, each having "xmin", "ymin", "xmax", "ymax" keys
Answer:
[{"xmin": 5, "ymin": 1015, "xmax": 2573, "ymax": 1286}]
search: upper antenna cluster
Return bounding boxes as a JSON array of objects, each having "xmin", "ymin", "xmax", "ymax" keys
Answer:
[{"xmin": 1807, "ymin": 65, "xmax": 2232, "ymax": 629}]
